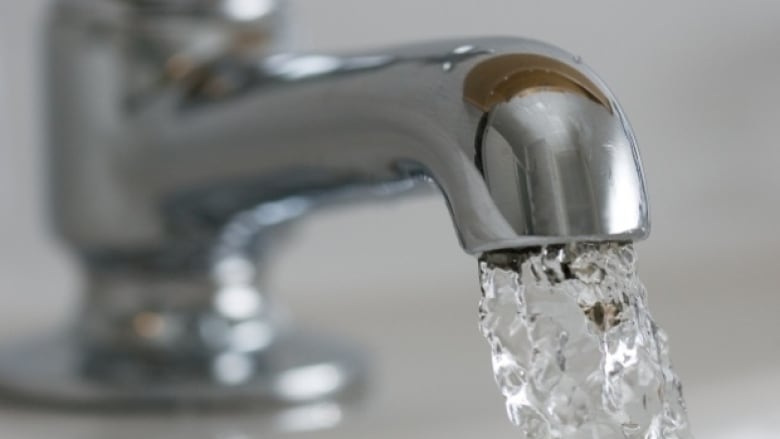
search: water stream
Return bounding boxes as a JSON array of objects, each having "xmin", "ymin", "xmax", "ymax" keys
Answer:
[{"xmin": 479, "ymin": 242, "xmax": 693, "ymax": 439}]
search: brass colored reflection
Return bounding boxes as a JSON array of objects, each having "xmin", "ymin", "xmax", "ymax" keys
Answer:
[{"xmin": 463, "ymin": 54, "xmax": 612, "ymax": 112}]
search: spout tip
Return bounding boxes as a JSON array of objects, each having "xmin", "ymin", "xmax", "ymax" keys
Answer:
[{"xmin": 453, "ymin": 48, "xmax": 650, "ymax": 253}]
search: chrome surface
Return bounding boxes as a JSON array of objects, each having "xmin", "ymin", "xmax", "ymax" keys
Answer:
[
  {"xmin": 0, "ymin": 0, "xmax": 648, "ymax": 411},
  {"xmin": 0, "ymin": 331, "xmax": 365, "ymax": 409}
]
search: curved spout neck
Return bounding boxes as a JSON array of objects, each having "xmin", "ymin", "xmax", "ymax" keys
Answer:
[{"xmin": 48, "ymin": 27, "xmax": 649, "ymax": 263}]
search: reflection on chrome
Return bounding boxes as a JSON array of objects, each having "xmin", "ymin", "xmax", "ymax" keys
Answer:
[
  {"xmin": 274, "ymin": 364, "xmax": 346, "ymax": 402},
  {"xmin": 212, "ymin": 256, "xmax": 256, "ymax": 286},
  {"xmin": 228, "ymin": 321, "xmax": 274, "ymax": 352},
  {"xmin": 453, "ymin": 45, "xmax": 477, "ymax": 54},
  {"xmin": 274, "ymin": 402, "xmax": 344, "ymax": 433},
  {"xmin": 262, "ymin": 53, "xmax": 396, "ymax": 81},
  {"xmin": 263, "ymin": 55, "xmax": 345, "ymax": 81},
  {"xmin": 214, "ymin": 285, "xmax": 265, "ymax": 320},
  {"xmin": 213, "ymin": 352, "xmax": 256, "ymax": 386},
  {"xmin": 223, "ymin": 0, "xmax": 275, "ymax": 21}
]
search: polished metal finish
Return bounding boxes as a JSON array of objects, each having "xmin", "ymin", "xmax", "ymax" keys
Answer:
[
  {"xmin": 0, "ymin": 331, "xmax": 365, "ymax": 409},
  {"xmin": 48, "ymin": 31, "xmax": 648, "ymax": 256},
  {"xmin": 0, "ymin": 0, "xmax": 649, "ymax": 410},
  {"xmin": 479, "ymin": 92, "xmax": 647, "ymax": 248}
]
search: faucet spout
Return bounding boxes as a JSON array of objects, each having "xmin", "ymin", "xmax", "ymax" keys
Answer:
[{"xmin": 51, "ymin": 31, "xmax": 649, "ymax": 261}]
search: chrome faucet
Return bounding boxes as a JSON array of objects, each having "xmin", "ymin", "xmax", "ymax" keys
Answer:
[{"xmin": 0, "ymin": 0, "xmax": 649, "ymax": 409}]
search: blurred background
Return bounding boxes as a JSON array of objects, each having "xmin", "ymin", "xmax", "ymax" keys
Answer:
[{"xmin": 0, "ymin": 0, "xmax": 778, "ymax": 438}]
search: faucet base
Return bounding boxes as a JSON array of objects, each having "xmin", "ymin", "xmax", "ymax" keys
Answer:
[{"xmin": 0, "ymin": 330, "xmax": 366, "ymax": 411}]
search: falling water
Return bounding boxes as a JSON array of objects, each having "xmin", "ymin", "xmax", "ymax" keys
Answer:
[{"xmin": 478, "ymin": 242, "xmax": 693, "ymax": 439}]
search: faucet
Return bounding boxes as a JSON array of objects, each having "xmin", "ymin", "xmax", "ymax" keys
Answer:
[{"xmin": 0, "ymin": 0, "xmax": 649, "ymax": 410}]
